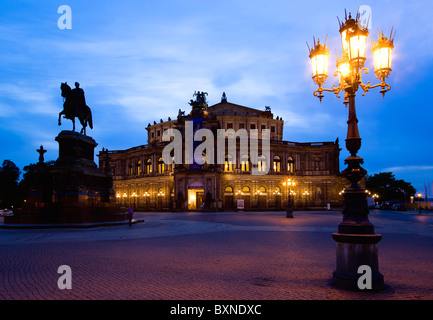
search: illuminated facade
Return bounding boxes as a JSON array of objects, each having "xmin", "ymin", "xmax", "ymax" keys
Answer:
[{"xmin": 98, "ymin": 93, "xmax": 345, "ymax": 211}]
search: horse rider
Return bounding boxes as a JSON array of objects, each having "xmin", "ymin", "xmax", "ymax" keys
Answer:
[{"xmin": 71, "ymin": 82, "xmax": 86, "ymax": 109}]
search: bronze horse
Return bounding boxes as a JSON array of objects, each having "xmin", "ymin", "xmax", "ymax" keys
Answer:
[{"xmin": 59, "ymin": 82, "xmax": 93, "ymax": 135}]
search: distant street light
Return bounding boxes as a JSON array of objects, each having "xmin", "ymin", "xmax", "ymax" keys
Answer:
[
  {"xmin": 308, "ymin": 9, "xmax": 395, "ymax": 291},
  {"xmin": 302, "ymin": 190, "xmax": 310, "ymax": 209},
  {"xmin": 283, "ymin": 178, "xmax": 296, "ymax": 218}
]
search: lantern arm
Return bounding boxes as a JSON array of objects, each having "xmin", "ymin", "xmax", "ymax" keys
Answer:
[
  {"xmin": 360, "ymin": 78, "xmax": 391, "ymax": 98},
  {"xmin": 313, "ymin": 81, "xmax": 344, "ymax": 102}
]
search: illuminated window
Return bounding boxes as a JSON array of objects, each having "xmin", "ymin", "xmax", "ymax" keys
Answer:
[
  {"xmin": 273, "ymin": 155, "xmax": 281, "ymax": 172},
  {"xmin": 241, "ymin": 155, "xmax": 250, "ymax": 172},
  {"xmin": 258, "ymin": 155, "xmax": 267, "ymax": 172},
  {"xmin": 242, "ymin": 186, "xmax": 250, "ymax": 193},
  {"xmin": 225, "ymin": 155, "xmax": 233, "ymax": 172},
  {"xmin": 287, "ymin": 156, "xmax": 295, "ymax": 173},
  {"xmin": 145, "ymin": 159, "xmax": 152, "ymax": 174},
  {"xmin": 136, "ymin": 160, "xmax": 141, "ymax": 176},
  {"xmin": 259, "ymin": 186, "xmax": 267, "ymax": 193},
  {"xmin": 167, "ymin": 156, "xmax": 175, "ymax": 172},
  {"xmin": 224, "ymin": 186, "xmax": 233, "ymax": 193},
  {"xmin": 158, "ymin": 157, "xmax": 165, "ymax": 173}
]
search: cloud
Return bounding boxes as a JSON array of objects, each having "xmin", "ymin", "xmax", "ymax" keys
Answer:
[
  {"xmin": 0, "ymin": 84, "xmax": 58, "ymax": 117},
  {"xmin": 382, "ymin": 165, "xmax": 433, "ymax": 172}
]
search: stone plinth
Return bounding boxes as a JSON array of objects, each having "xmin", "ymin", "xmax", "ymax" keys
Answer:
[
  {"xmin": 332, "ymin": 232, "xmax": 384, "ymax": 291},
  {"xmin": 4, "ymin": 131, "xmax": 130, "ymax": 228}
]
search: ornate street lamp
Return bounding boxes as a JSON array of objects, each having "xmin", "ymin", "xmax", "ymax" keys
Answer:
[
  {"xmin": 131, "ymin": 192, "xmax": 138, "ymax": 210},
  {"xmin": 283, "ymin": 178, "xmax": 296, "ymax": 218},
  {"xmin": 303, "ymin": 190, "xmax": 310, "ymax": 210},
  {"xmin": 143, "ymin": 191, "xmax": 150, "ymax": 211},
  {"xmin": 308, "ymin": 10, "xmax": 395, "ymax": 291}
]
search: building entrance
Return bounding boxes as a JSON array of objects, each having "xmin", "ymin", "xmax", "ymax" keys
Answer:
[{"xmin": 188, "ymin": 188, "xmax": 205, "ymax": 210}]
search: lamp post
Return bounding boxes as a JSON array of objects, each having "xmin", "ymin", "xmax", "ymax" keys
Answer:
[
  {"xmin": 308, "ymin": 10, "xmax": 394, "ymax": 291},
  {"xmin": 131, "ymin": 192, "xmax": 138, "ymax": 210},
  {"xmin": 372, "ymin": 193, "xmax": 379, "ymax": 206},
  {"xmin": 303, "ymin": 190, "xmax": 310, "ymax": 210},
  {"xmin": 283, "ymin": 178, "xmax": 296, "ymax": 218},
  {"xmin": 123, "ymin": 192, "xmax": 128, "ymax": 207},
  {"xmin": 417, "ymin": 192, "xmax": 422, "ymax": 214},
  {"xmin": 143, "ymin": 191, "xmax": 150, "ymax": 211}
]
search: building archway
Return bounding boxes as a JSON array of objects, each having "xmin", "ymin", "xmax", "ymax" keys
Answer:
[
  {"xmin": 188, "ymin": 181, "xmax": 205, "ymax": 210},
  {"xmin": 224, "ymin": 185, "xmax": 235, "ymax": 210}
]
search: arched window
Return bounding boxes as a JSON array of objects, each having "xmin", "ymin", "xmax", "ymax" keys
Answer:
[
  {"xmin": 167, "ymin": 156, "xmax": 175, "ymax": 172},
  {"xmin": 273, "ymin": 155, "xmax": 281, "ymax": 172},
  {"xmin": 225, "ymin": 155, "xmax": 233, "ymax": 172},
  {"xmin": 258, "ymin": 155, "xmax": 267, "ymax": 172},
  {"xmin": 224, "ymin": 186, "xmax": 233, "ymax": 193},
  {"xmin": 241, "ymin": 155, "xmax": 250, "ymax": 172},
  {"xmin": 158, "ymin": 157, "xmax": 165, "ymax": 173},
  {"xmin": 136, "ymin": 160, "xmax": 141, "ymax": 176},
  {"xmin": 287, "ymin": 156, "xmax": 295, "ymax": 173},
  {"xmin": 259, "ymin": 186, "xmax": 267, "ymax": 193},
  {"xmin": 242, "ymin": 186, "xmax": 250, "ymax": 193},
  {"xmin": 145, "ymin": 158, "xmax": 152, "ymax": 174},
  {"xmin": 275, "ymin": 186, "xmax": 281, "ymax": 194}
]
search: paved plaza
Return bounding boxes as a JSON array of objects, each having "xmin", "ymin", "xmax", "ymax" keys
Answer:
[{"xmin": 0, "ymin": 210, "xmax": 433, "ymax": 300}]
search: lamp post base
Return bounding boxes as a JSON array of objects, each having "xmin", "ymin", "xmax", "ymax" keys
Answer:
[
  {"xmin": 286, "ymin": 206, "xmax": 293, "ymax": 218},
  {"xmin": 332, "ymin": 233, "xmax": 384, "ymax": 291}
]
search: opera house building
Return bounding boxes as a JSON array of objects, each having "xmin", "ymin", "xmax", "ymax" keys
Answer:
[{"xmin": 98, "ymin": 92, "xmax": 346, "ymax": 211}]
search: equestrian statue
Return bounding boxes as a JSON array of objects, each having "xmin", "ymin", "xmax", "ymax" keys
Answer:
[{"xmin": 59, "ymin": 82, "xmax": 93, "ymax": 135}]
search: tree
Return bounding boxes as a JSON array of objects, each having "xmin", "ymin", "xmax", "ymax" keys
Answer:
[
  {"xmin": 0, "ymin": 160, "xmax": 20, "ymax": 208},
  {"xmin": 18, "ymin": 161, "xmax": 55, "ymax": 203},
  {"xmin": 365, "ymin": 172, "xmax": 416, "ymax": 202}
]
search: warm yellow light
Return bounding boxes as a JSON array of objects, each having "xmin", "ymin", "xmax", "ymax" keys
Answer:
[
  {"xmin": 339, "ymin": 61, "xmax": 350, "ymax": 77},
  {"xmin": 284, "ymin": 178, "xmax": 296, "ymax": 187},
  {"xmin": 311, "ymin": 51, "xmax": 329, "ymax": 77},
  {"xmin": 336, "ymin": 52, "xmax": 351, "ymax": 80},
  {"xmin": 348, "ymin": 30, "xmax": 368, "ymax": 67},
  {"xmin": 309, "ymin": 38, "xmax": 330, "ymax": 86},
  {"xmin": 371, "ymin": 30, "xmax": 394, "ymax": 80},
  {"xmin": 340, "ymin": 29, "xmax": 349, "ymax": 53},
  {"xmin": 373, "ymin": 47, "xmax": 392, "ymax": 69}
]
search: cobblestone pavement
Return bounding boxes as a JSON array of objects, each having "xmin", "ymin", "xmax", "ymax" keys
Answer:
[{"xmin": 0, "ymin": 210, "xmax": 432, "ymax": 300}]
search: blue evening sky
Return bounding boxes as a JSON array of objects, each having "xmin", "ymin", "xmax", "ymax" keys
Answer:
[{"xmin": 0, "ymin": 0, "xmax": 432, "ymax": 195}]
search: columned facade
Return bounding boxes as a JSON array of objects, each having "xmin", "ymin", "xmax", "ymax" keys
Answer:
[{"xmin": 98, "ymin": 93, "xmax": 345, "ymax": 211}]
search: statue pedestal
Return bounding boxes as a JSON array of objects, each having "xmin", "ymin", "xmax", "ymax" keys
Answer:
[
  {"xmin": 4, "ymin": 131, "xmax": 130, "ymax": 228},
  {"xmin": 332, "ymin": 233, "xmax": 384, "ymax": 291}
]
